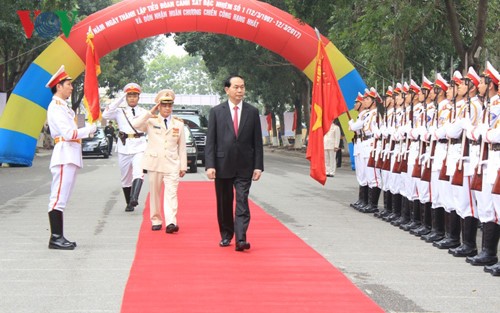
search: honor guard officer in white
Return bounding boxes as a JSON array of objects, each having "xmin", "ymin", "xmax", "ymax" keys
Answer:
[
  {"xmin": 132, "ymin": 90, "xmax": 187, "ymax": 232},
  {"xmin": 358, "ymin": 87, "xmax": 382, "ymax": 214},
  {"xmin": 46, "ymin": 65, "xmax": 96, "ymax": 250},
  {"xmin": 349, "ymin": 92, "xmax": 370, "ymax": 210},
  {"xmin": 375, "ymin": 86, "xmax": 395, "ymax": 219},
  {"xmin": 445, "ymin": 70, "xmax": 481, "ymax": 258},
  {"xmin": 102, "ymin": 83, "xmax": 147, "ymax": 212},
  {"xmin": 482, "ymin": 81, "xmax": 500, "ymax": 276},
  {"xmin": 384, "ymin": 83, "xmax": 405, "ymax": 223},
  {"xmin": 466, "ymin": 61, "xmax": 500, "ymax": 269},
  {"xmin": 411, "ymin": 77, "xmax": 435, "ymax": 236}
]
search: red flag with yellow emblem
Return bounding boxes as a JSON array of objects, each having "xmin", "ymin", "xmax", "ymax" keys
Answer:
[
  {"xmin": 306, "ymin": 40, "xmax": 347, "ymax": 185},
  {"xmin": 83, "ymin": 28, "xmax": 101, "ymax": 123}
]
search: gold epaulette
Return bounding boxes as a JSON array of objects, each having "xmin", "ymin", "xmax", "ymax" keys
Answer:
[
  {"xmin": 173, "ymin": 116, "xmax": 184, "ymax": 123},
  {"xmin": 55, "ymin": 100, "xmax": 64, "ymax": 106}
]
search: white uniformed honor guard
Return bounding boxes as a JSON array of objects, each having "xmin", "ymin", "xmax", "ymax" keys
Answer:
[
  {"xmin": 102, "ymin": 83, "xmax": 148, "ymax": 212},
  {"xmin": 46, "ymin": 65, "xmax": 96, "ymax": 250}
]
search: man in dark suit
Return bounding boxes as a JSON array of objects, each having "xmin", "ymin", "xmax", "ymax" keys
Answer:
[{"xmin": 205, "ymin": 75, "xmax": 264, "ymax": 252}]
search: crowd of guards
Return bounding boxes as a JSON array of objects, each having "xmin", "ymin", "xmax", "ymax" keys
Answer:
[{"xmin": 348, "ymin": 62, "xmax": 500, "ymax": 277}]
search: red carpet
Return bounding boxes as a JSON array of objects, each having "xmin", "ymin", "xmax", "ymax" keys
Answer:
[{"xmin": 121, "ymin": 182, "xmax": 383, "ymax": 313}]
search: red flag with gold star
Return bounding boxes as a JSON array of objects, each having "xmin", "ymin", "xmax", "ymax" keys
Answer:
[
  {"xmin": 83, "ymin": 28, "xmax": 101, "ymax": 123},
  {"xmin": 306, "ymin": 40, "xmax": 347, "ymax": 185}
]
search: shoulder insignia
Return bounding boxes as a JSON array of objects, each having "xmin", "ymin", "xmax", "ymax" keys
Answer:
[
  {"xmin": 173, "ymin": 116, "xmax": 184, "ymax": 122},
  {"xmin": 55, "ymin": 100, "xmax": 64, "ymax": 106}
]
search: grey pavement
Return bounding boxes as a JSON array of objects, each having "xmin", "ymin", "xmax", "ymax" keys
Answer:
[{"xmin": 0, "ymin": 146, "xmax": 499, "ymax": 313}]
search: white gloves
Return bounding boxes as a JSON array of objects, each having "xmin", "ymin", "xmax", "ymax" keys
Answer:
[
  {"xmin": 88, "ymin": 123, "xmax": 97, "ymax": 134},
  {"xmin": 476, "ymin": 123, "xmax": 489, "ymax": 140},
  {"xmin": 458, "ymin": 117, "xmax": 472, "ymax": 130},
  {"xmin": 108, "ymin": 93, "xmax": 127, "ymax": 110}
]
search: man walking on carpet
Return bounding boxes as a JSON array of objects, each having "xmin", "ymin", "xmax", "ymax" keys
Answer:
[{"xmin": 205, "ymin": 74, "xmax": 264, "ymax": 252}]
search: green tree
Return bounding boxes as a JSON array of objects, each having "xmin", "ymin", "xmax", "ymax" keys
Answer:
[
  {"xmin": 175, "ymin": 30, "xmax": 308, "ymax": 146},
  {"xmin": 286, "ymin": 0, "xmax": 500, "ymax": 88},
  {"xmin": 71, "ymin": 1, "xmax": 154, "ymax": 110},
  {"xmin": 0, "ymin": 0, "xmax": 153, "ymax": 110},
  {"xmin": 142, "ymin": 53, "xmax": 214, "ymax": 95},
  {"xmin": 0, "ymin": 0, "xmax": 77, "ymax": 96}
]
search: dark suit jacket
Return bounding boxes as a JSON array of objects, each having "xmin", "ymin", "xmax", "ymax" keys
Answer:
[{"xmin": 205, "ymin": 101, "xmax": 264, "ymax": 179}]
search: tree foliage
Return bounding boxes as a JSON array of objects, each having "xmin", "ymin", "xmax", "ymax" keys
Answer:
[
  {"xmin": 286, "ymin": 0, "xmax": 500, "ymax": 87},
  {"xmin": 3, "ymin": 0, "xmax": 500, "ymax": 135},
  {"xmin": 0, "ymin": 0, "xmax": 153, "ymax": 111},
  {"xmin": 0, "ymin": 0, "xmax": 77, "ymax": 96},
  {"xmin": 174, "ymin": 31, "xmax": 308, "ymax": 138},
  {"xmin": 72, "ymin": 0, "xmax": 154, "ymax": 110},
  {"xmin": 142, "ymin": 53, "xmax": 214, "ymax": 95}
]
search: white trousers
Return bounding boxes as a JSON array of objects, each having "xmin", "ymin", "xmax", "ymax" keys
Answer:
[
  {"xmin": 118, "ymin": 152, "xmax": 144, "ymax": 187},
  {"xmin": 416, "ymin": 179, "xmax": 430, "ymax": 203},
  {"xmin": 492, "ymin": 193, "xmax": 500, "ymax": 224},
  {"xmin": 324, "ymin": 149, "xmax": 337, "ymax": 175},
  {"xmin": 148, "ymin": 171, "xmax": 180, "ymax": 226},
  {"xmin": 451, "ymin": 177, "xmax": 478, "ymax": 219},
  {"xmin": 430, "ymin": 170, "xmax": 447, "ymax": 209},
  {"xmin": 475, "ymin": 183, "xmax": 496, "ymax": 223},
  {"xmin": 381, "ymin": 169, "xmax": 391, "ymax": 192},
  {"xmin": 48, "ymin": 163, "xmax": 78, "ymax": 212},
  {"xmin": 355, "ymin": 152, "xmax": 367, "ymax": 186},
  {"xmin": 439, "ymin": 176, "xmax": 456, "ymax": 213},
  {"xmin": 365, "ymin": 164, "xmax": 381, "ymax": 188}
]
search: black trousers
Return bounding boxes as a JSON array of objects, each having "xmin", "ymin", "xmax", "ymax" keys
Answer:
[
  {"xmin": 215, "ymin": 176, "xmax": 252, "ymax": 242},
  {"xmin": 106, "ymin": 135, "xmax": 114, "ymax": 154},
  {"xmin": 336, "ymin": 149, "xmax": 342, "ymax": 168}
]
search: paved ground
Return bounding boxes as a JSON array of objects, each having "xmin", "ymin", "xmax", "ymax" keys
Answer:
[
  {"xmin": 256, "ymin": 147, "xmax": 500, "ymax": 313},
  {"xmin": 0, "ymin": 146, "xmax": 499, "ymax": 313}
]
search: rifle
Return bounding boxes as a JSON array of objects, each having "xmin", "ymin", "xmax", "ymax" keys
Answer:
[
  {"xmin": 398, "ymin": 91, "xmax": 414, "ymax": 173},
  {"xmin": 470, "ymin": 96, "xmax": 490, "ymax": 191},
  {"xmin": 470, "ymin": 137, "xmax": 488, "ymax": 191},
  {"xmin": 421, "ymin": 92, "xmax": 439, "ymax": 182},
  {"xmin": 421, "ymin": 140, "xmax": 435, "ymax": 182},
  {"xmin": 383, "ymin": 139, "xmax": 395, "ymax": 171},
  {"xmin": 382, "ymin": 101, "xmax": 396, "ymax": 171},
  {"xmin": 492, "ymin": 169, "xmax": 500, "ymax": 195},
  {"xmin": 367, "ymin": 106, "xmax": 378, "ymax": 168},
  {"xmin": 439, "ymin": 59, "xmax": 456, "ymax": 181},
  {"xmin": 376, "ymin": 97, "xmax": 389, "ymax": 168},
  {"xmin": 392, "ymin": 106, "xmax": 403, "ymax": 173},
  {"xmin": 412, "ymin": 92, "xmax": 430, "ymax": 178},
  {"xmin": 438, "ymin": 97, "xmax": 455, "ymax": 181},
  {"xmin": 451, "ymin": 80, "xmax": 471, "ymax": 186}
]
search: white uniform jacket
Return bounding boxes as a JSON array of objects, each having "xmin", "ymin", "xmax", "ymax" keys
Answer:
[
  {"xmin": 102, "ymin": 98, "xmax": 148, "ymax": 155},
  {"xmin": 47, "ymin": 96, "xmax": 93, "ymax": 168}
]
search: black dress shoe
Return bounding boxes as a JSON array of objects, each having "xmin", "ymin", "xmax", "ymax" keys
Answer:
[
  {"xmin": 166, "ymin": 223, "xmax": 179, "ymax": 233},
  {"xmin": 219, "ymin": 239, "xmax": 231, "ymax": 247},
  {"xmin": 151, "ymin": 225, "xmax": 162, "ymax": 231},
  {"xmin": 48, "ymin": 235, "xmax": 76, "ymax": 250},
  {"xmin": 235, "ymin": 241, "xmax": 251, "ymax": 251},
  {"xmin": 125, "ymin": 204, "xmax": 134, "ymax": 212}
]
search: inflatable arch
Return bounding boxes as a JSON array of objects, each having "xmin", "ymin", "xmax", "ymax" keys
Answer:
[{"xmin": 0, "ymin": 0, "xmax": 365, "ymax": 166}]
